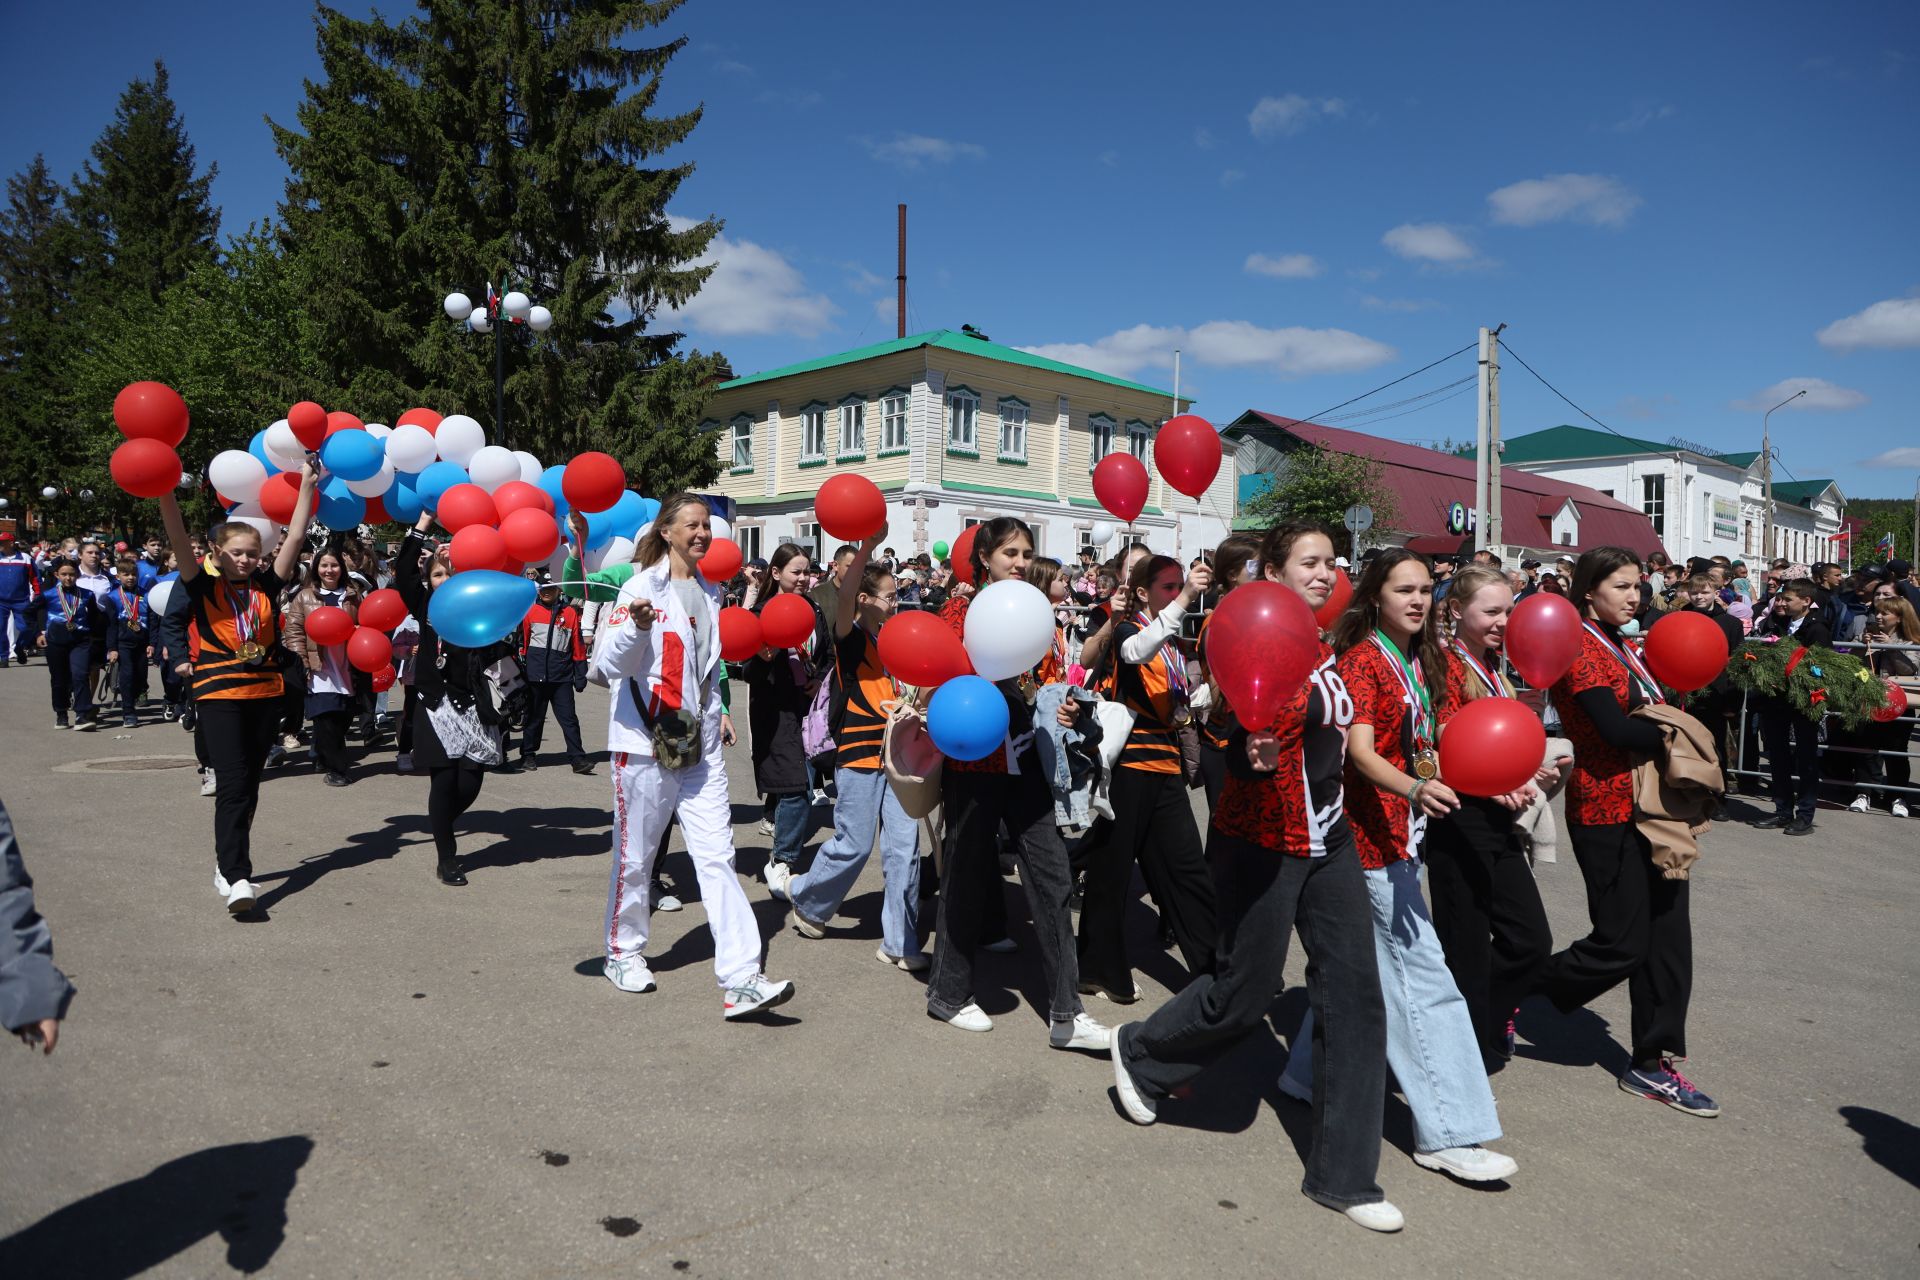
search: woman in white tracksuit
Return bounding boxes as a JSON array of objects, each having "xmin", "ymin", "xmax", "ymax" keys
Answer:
[{"xmin": 591, "ymin": 492, "xmax": 795, "ymax": 1020}]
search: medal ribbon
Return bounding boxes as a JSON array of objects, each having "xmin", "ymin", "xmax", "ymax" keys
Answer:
[
  {"xmin": 1135, "ymin": 609, "xmax": 1191, "ymax": 703},
  {"xmin": 119, "ymin": 587, "xmax": 139, "ymax": 627},
  {"xmin": 227, "ymin": 581, "xmax": 258, "ymax": 649},
  {"xmin": 1370, "ymin": 630, "xmax": 1433, "ymax": 745},
  {"xmin": 1450, "ymin": 641, "xmax": 1510, "ymax": 699},
  {"xmin": 1582, "ymin": 620, "xmax": 1666, "ymax": 705},
  {"xmin": 55, "ymin": 585, "xmax": 79, "ymax": 627}
]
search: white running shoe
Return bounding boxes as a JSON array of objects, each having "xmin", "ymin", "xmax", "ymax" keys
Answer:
[
  {"xmin": 651, "ymin": 881, "xmax": 683, "ymax": 912},
  {"xmin": 1110, "ymin": 1033, "xmax": 1157, "ymax": 1125},
  {"xmin": 225, "ymin": 880, "xmax": 257, "ymax": 915},
  {"xmin": 1413, "ymin": 1145, "xmax": 1519, "ymax": 1182},
  {"xmin": 756, "ymin": 818, "xmax": 775, "ymax": 836},
  {"xmin": 1848, "ymin": 793, "xmax": 1871, "ymax": 813},
  {"xmin": 932, "ymin": 1002, "xmax": 993, "ymax": 1033},
  {"xmin": 199, "ymin": 768, "xmax": 217, "ymax": 797},
  {"xmin": 214, "ymin": 870, "xmax": 231, "ymax": 897},
  {"xmin": 603, "ymin": 956, "xmax": 657, "ymax": 993},
  {"xmin": 1050, "ymin": 1012, "xmax": 1112, "ymax": 1052},
  {"xmin": 1894, "ymin": 799, "xmax": 1911, "ymax": 818},
  {"xmin": 791, "ymin": 910, "xmax": 828, "ymax": 939},
  {"xmin": 1341, "ymin": 1201, "xmax": 1405, "ymax": 1233},
  {"xmin": 723, "ymin": 973, "xmax": 795, "ymax": 1019},
  {"xmin": 764, "ymin": 861, "xmax": 793, "ymax": 901},
  {"xmin": 876, "ymin": 946, "xmax": 931, "ymax": 972}
]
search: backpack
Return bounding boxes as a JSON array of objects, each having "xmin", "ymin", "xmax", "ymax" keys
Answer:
[{"xmin": 801, "ymin": 674, "xmax": 835, "ymax": 760}]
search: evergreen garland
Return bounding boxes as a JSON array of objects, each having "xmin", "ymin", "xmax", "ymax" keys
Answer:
[{"xmin": 1725, "ymin": 637, "xmax": 1890, "ymax": 728}]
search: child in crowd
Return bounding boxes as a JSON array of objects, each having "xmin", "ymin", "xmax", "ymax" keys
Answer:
[
  {"xmin": 517, "ymin": 569, "xmax": 592, "ymax": 774},
  {"xmin": 36, "ymin": 558, "xmax": 102, "ymax": 730},
  {"xmin": 1752, "ymin": 578, "xmax": 1833, "ymax": 836},
  {"xmin": 106, "ymin": 556, "xmax": 151, "ymax": 729}
]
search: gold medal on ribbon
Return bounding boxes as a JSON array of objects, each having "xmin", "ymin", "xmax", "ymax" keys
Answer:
[
  {"xmin": 237, "ymin": 641, "xmax": 265, "ymax": 663},
  {"xmin": 1413, "ymin": 749, "xmax": 1439, "ymax": 781}
]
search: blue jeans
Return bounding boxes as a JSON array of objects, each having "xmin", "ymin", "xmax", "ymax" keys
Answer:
[
  {"xmin": 770, "ymin": 792, "xmax": 813, "ymax": 867},
  {"xmin": 1283, "ymin": 856, "xmax": 1502, "ymax": 1152},
  {"xmin": 791, "ymin": 767, "xmax": 921, "ymax": 958}
]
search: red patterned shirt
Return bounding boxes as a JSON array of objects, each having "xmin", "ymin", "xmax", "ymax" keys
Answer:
[
  {"xmin": 1211, "ymin": 644, "xmax": 1353, "ymax": 858},
  {"xmin": 1338, "ymin": 642, "xmax": 1422, "ymax": 869},
  {"xmin": 1551, "ymin": 627, "xmax": 1637, "ymax": 826}
]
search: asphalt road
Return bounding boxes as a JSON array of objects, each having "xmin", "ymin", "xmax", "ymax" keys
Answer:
[{"xmin": 0, "ymin": 663, "xmax": 1914, "ymax": 1278}]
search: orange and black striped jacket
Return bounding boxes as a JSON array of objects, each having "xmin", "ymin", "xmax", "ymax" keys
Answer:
[
  {"xmin": 1112, "ymin": 613, "xmax": 1186, "ymax": 775},
  {"xmin": 185, "ymin": 568, "xmax": 287, "ymax": 701},
  {"xmin": 831, "ymin": 625, "xmax": 897, "ymax": 772}
]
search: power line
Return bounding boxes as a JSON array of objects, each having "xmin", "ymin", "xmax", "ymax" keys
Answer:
[
  {"xmin": 1494, "ymin": 336, "xmax": 1639, "ymax": 443},
  {"xmin": 1341, "ymin": 381, "xmax": 1476, "ymax": 428},
  {"xmin": 1283, "ymin": 342, "xmax": 1477, "ymax": 427},
  {"xmin": 1324, "ymin": 373, "xmax": 1477, "ymax": 423}
]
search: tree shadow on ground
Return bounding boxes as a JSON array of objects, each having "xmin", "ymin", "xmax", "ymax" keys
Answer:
[
  {"xmin": 0, "ymin": 1135, "xmax": 313, "ymax": 1278},
  {"xmin": 1839, "ymin": 1106, "xmax": 1920, "ymax": 1189}
]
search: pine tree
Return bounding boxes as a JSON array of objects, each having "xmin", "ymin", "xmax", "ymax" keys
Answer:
[
  {"xmin": 0, "ymin": 156, "xmax": 81, "ymax": 519},
  {"xmin": 269, "ymin": 0, "xmax": 729, "ymax": 492}
]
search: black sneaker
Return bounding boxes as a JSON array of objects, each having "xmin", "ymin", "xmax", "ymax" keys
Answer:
[
  {"xmin": 73, "ymin": 716, "xmax": 97, "ymax": 733},
  {"xmin": 1784, "ymin": 817, "xmax": 1815, "ymax": 836},
  {"xmin": 54, "ymin": 712, "xmax": 69, "ymax": 730},
  {"xmin": 122, "ymin": 715, "xmax": 139, "ymax": 728},
  {"xmin": 519, "ymin": 755, "xmax": 540, "ymax": 771},
  {"xmin": 324, "ymin": 771, "xmax": 352, "ymax": 787},
  {"xmin": 162, "ymin": 704, "xmax": 180, "ymax": 722},
  {"xmin": 1619, "ymin": 1059, "xmax": 1720, "ymax": 1117},
  {"xmin": 495, "ymin": 759, "xmax": 523, "ymax": 775},
  {"xmin": 1751, "ymin": 813, "xmax": 1791, "ymax": 830},
  {"xmin": 571, "ymin": 759, "xmax": 594, "ymax": 775}
]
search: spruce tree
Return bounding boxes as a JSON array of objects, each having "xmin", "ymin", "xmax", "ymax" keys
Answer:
[
  {"xmin": 270, "ymin": 0, "xmax": 729, "ymax": 492},
  {"xmin": 0, "ymin": 156, "xmax": 81, "ymax": 520}
]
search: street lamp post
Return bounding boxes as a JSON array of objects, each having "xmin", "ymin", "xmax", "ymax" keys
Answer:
[
  {"xmin": 441, "ymin": 283, "xmax": 553, "ymax": 447},
  {"xmin": 1760, "ymin": 387, "xmax": 1806, "ymax": 562}
]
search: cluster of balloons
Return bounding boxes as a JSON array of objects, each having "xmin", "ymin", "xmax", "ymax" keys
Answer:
[
  {"xmin": 304, "ymin": 587, "xmax": 412, "ymax": 692},
  {"xmin": 1088, "ymin": 413, "xmax": 1225, "ymax": 527},
  {"xmin": 108, "ymin": 382, "xmax": 191, "ymax": 497}
]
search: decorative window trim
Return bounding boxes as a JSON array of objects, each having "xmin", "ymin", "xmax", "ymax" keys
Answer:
[
  {"xmin": 1087, "ymin": 413, "xmax": 1116, "ymax": 472},
  {"xmin": 946, "ymin": 385, "xmax": 980, "ymax": 457},
  {"xmin": 799, "ymin": 401, "xmax": 828, "ymax": 464},
  {"xmin": 727, "ymin": 415, "xmax": 754, "ymax": 474},
  {"xmin": 879, "ymin": 386, "xmax": 911, "ymax": 456},
  {"xmin": 997, "ymin": 396, "xmax": 1030, "ymax": 464},
  {"xmin": 836, "ymin": 394, "xmax": 868, "ymax": 462}
]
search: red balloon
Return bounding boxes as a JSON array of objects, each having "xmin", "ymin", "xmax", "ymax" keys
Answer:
[
  {"xmin": 359, "ymin": 588, "xmax": 408, "ymax": 632},
  {"xmin": 816, "ymin": 474, "xmax": 886, "ymax": 541},
  {"xmin": 1313, "ymin": 568, "xmax": 1355, "ymax": 630},
  {"xmin": 699, "ymin": 536, "xmax": 744, "ymax": 582},
  {"xmin": 718, "ymin": 606, "xmax": 763, "ymax": 661},
  {"xmin": 436, "ymin": 483, "xmax": 499, "ymax": 533},
  {"xmin": 950, "ymin": 525, "xmax": 980, "ymax": 586},
  {"xmin": 878, "ymin": 611, "xmax": 972, "ymax": 688},
  {"xmin": 1154, "ymin": 414, "xmax": 1222, "ymax": 500},
  {"xmin": 109, "ymin": 439, "xmax": 182, "ymax": 498},
  {"xmin": 287, "ymin": 400, "xmax": 328, "ymax": 450},
  {"xmin": 562, "ymin": 451, "xmax": 625, "ymax": 514},
  {"xmin": 347, "ymin": 626, "xmax": 393, "ymax": 673},
  {"xmin": 1505, "ymin": 593, "xmax": 1584, "ymax": 688},
  {"xmin": 1640, "ymin": 611, "xmax": 1731, "ymax": 694},
  {"xmin": 257, "ymin": 471, "xmax": 301, "ymax": 525},
  {"xmin": 1439, "ymin": 696, "xmax": 1548, "ymax": 797},
  {"xmin": 499, "ymin": 507, "xmax": 560, "ymax": 563},
  {"xmin": 759, "ymin": 593, "xmax": 817, "ymax": 649},
  {"xmin": 1203, "ymin": 582, "xmax": 1321, "ymax": 730},
  {"xmin": 1870, "ymin": 679, "xmax": 1909, "ymax": 724},
  {"xmin": 1093, "ymin": 453, "xmax": 1150, "ymax": 524},
  {"xmin": 112, "ymin": 381, "xmax": 189, "ymax": 445},
  {"xmin": 492, "ymin": 479, "xmax": 552, "ymax": 517},
  {"xmin": 305, "ymin": 604, "xmax": 353, "ymax": 647},
  {"xmin": 324, "ymin": 410, "xmax": 363, "ymax": 438},
  {"xmin": 363, "ymin": 494, "xmax": 391, "ymax": 525},
  {"xmin": 396, "ymin": 407, "xmax": 442, "ymax": 433},
  {"xmin": 371, "ymin": 663, "xmax": 398, "ymax": 692},
  {"xmin": 449, "ymin": 524, "xmax": 509, "ymax": 573}
]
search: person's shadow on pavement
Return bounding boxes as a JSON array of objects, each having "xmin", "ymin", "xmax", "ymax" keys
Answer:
[
  {"xmin": 1839, "ymin": 1106, "xmax": 1920, "ymax": 1190},
  {"xmin": 0, "ymin": 1134, "xmax": 313, "ymax": 1277}
]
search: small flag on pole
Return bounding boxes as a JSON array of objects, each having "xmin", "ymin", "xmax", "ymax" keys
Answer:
[{"xmin": 1877, "ymin": 530, "xmax": 1896, "ymax": 558}]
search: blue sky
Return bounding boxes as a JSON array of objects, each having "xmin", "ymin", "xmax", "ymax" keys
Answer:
[{"xmin": 5, "ymin": 1, "xmax": 1917, "ymax": 497}]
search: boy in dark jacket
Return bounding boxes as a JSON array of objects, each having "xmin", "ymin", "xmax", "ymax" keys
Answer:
[
  {"xmin": 35, "ymin": 558, "xmax": 103, "ymax": 730},
  {"xmin": 1680, "ymin": 572, "xmax": 1745, "ymax": 802},
  {"xmin": 105, "ymin": 557, "xmax": 151, "ymax": 729},
  {"xmin": 517, "ymin": 571, "xmax": 590, "ymax": 774},
  {"xmin": 1752, "ymin": 578, "xmax": 1833, "ymax": 836}
]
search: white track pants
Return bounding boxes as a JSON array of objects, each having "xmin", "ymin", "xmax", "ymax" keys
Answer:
[{"xmin": 604, "ymin": 750, "xmax": 764, "ymax": 989}]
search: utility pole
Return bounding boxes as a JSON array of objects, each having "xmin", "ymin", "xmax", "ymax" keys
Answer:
[
  {"xmin": 1487, "ymin": 323, "xmax": 1506, "ymax": 550},
  {"xmin": 1911, "ymin": 472, "xmax": 1918, "ymax": 564},
  {"xmin": 1761, "ymin": 388, "xmax": 1806, "ymax": 562},
  {"xmin": 1474, "ymin": 327, "xmax": 1491, "ymax": 553}
]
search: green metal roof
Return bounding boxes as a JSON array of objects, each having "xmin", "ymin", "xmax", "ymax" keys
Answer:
[
  {"xmin": 1717, "ymin": 450, "xmax": 1762, "ymax": 468},
  {"xmin": 1496, "ymin": 424, "xmax": 1671, "ymax": 463},
  {"xmin": 1772, "ymin": 479, "xmax": 1837, "ymax": 507},
  {"xmin": 715, "ymin": 328, "xmax": 1185, "ymax": 402}
]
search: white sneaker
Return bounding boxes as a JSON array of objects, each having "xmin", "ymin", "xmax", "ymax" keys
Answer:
[
  {"xmin": 1413, "ymin": 1145, "xmax": 1518, "ymax": 1182},
  {"xmin": 791, "ymin": 908, "xmax": 828, "ymax": 939},
  {"xmin": 1110, "ymin": 1034, "xmax": 1157, "ymax": 1125},
  {"xmin": 603, "ymin": 956, "xmax": 657, "ymax": 993},
  {"xmin": 1848, "ymin": 793, "xmax": 1871, "ymax": 813},
  {"xmin": 1342, "ymin": 1200, "xmax": 1405, "ymax": 1233},
  {"xmin": 213, "ymin": 870, "xmax": 231, "ymax": 897},
  {"xmin": 1894, "ymin": 799, "xmax": 1911, "ymax": 818},
  {"xmin": 1277, "ymin": 1071, "xmax": 1313, "ymax": 1104},
  {"xmin": 876, "ymin": 946, "xmax": 931, "ymax": 972},
  {"xmin": 651, "ymin": 881, "xmax": 683, "ymax": 912},
  {"xmin": 723, "ymin": 973, "xmax": 795, "ymax": 1019},
  {"xmin": 756, "ymin": 818, "xmax": 775, "ymax": 836},
  {"xmin": 932, "ymin": 1002, "xmax": 993, "ymax": 1033},
  {"xmin": 199, "ymin": 768, "xmax": 217, "ymax": 797},
  {"xmin": 1050, "ymin": 1012, "xmax": 1112, "ymax": 1052},
  {"xmin": 225, "ymin": 880, "xmax": 257, "ymax": 915},
  {"xmin": 764, "ymin": 861, "xmax": 793, "ymax": 901}
]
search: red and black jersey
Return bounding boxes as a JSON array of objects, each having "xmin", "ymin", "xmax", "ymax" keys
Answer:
[
  {"xmin": 1339, "ymin": 643, "xmax": 1420, "ymax": 869},
  {"xmin": 1211, "ymin": 644, "xmax": 1353, "ymax": 858},
  {"xmin": 1552, "ymin": 628, "xmax": 1638, "ymax": 826}
]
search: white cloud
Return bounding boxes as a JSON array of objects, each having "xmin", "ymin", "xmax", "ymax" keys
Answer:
[
  {"xmin": 1359, "ymin": 294, "xmax": 1441, "ymax": 313},
  {"xmin": 1219, "ymin": 169, "xmax": 1246, "ymax": 188},
  {"xmin": 1616, "ymin": 393, "xmax": 1677, "ymax": 420},
  {"xmin": 1098, "ymin": 149, "xmax": 1121, "ymax": 167},
  {"xmin": 1817, "ymin": 295, "xmax": 1920, "ymax": 350},
  {"xmin": 1382, "ymin": 222, "xmax": 1476, "ymax": 263},
  {"xmin": 860, "ymin": 133, "xmax": 987, "ymax": 169},
  {"xmin": 1021, "ymin": 320, "xmax": 1394, "ymax": 381},
  {"xmin": 1244, "ymin": 252, "xmax": 1323, "ymax": 279},
  {"xmin": 1612, "ymin": 103, "xmax": 1676, "ymax": 132},
  {"xmin": 1862, "ymin": 447, "xmax": 1920, "ymax": 468},
  {"xmin": 658, "ymin": 216, "xmax": 836, "ymax": 339},
  {"xmin": 715, "ymin": 58, "xmax": 754, "ymax": 76},
  {"xmin": 1732, "ymin": 377, "xmax": 1870, "ymax": 412},
  {"xmin": 1248, "ymin": 94, "xmax": 1348, "ymax": 139},
  {"xmin": 1193, "ymin": 126, "xmax": 1217, "ymax": 150},
  {"xmin": 1487, "ymin": 173, "xmax": 1642, "ymax": 227},
  {"xmin": 844, "ymin": 266, "xmax": 885, "ymax": 294}
]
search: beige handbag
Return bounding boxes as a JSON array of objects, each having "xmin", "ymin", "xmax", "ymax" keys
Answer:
[{"xmin": 881, "ymin": 694, "xmax": 944, "ymax": 820}]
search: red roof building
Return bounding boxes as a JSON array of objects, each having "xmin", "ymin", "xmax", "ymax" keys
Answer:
[{"xmin": 1224, "ymin": 411, "xmax": 1666, "ymax": 559}]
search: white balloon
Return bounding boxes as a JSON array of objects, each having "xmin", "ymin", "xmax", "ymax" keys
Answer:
[
  {"xmin": 962, "ymin": 579, "xmax": 1056, "ymax": 681},
  {"xmin": 209, "ymin": 450, "xmax": 269, "ymax": 503},
  {"xmin": 264, "ymin": 419, "xmax": 304, "ymax": 470},
  {"xmin": 1088, "ymin": 520, "xmax": 1115, "ymax": 548},
  {"xmin": 502, "ymin": 290, "xmax": 531, "ymax": 320},
  {"xmin": 467, "ymin": 444, "xmax": 519, "ymax": 492},
  {"xmin": 363, "ymin": 422, "xmax": 392, "ymax": 441},
  {"xmin": 385, "ymin": 423, "xmax": 438, "ymax": 473},
  {"xmin": 584, "ymin": 535, "xmax": 635, "ymax": 574},
  {"xmin": 344, "ymin": 458, "xmax": 395, "ymax": 498},
  {"xmin": 526, "ymin": 305, "xmax": 553, "ymax": 333},
  {"xmin": 224, "ymin": 504, "xmax": 283, "ymax": 557},
  {"xmin": 443, "ymin": 292, "xmax": 473, "ymax": 321},
  {"xmin": 435, "ymin": 415, "xmax": 486, "ymax": 465},
  {"xmin": 147, "ymin": 578, "xmax": 179, "ymax": 617},
  {"xmin": 709, "ymin": 514, "xmax": 731, "ymax": 542},
  {"xmin": 512, "ymin": 450, "xmax": 542, "ymax": 485}
]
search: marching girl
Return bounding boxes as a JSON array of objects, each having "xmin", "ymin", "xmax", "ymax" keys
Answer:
[
  {"xmin": 1535, "ymin": 546, "xmax": 1716, "ymax": 1116},
  {"xmin": 748, "ymin": 543, "xmax": 828, "ymax": 891},
  {"xmin": 1023, "ymin": 556, "xmax": 1073, "ymax": 684},
  {"xmin": 283, "ymin": 545, "xmax": 364, "ymax": 787},
  {"xmin": 1108, "ymin": 521, "xmax": 1400, "ymax": 1232},
  {"xmin": 589, "ymin": 493, "xmax": 794, "ymax": 1019},
  {"xmin": 157, "ymin": 458, "xmax": 320, "ymax": 915},
  {"xmin": 1075, "ymin": 553, "xmax": 1220, "ymax": 1004},
  {"xmin": 36, "ymin": 558, "xmax": 103, "ymax": 730},
  {"xmin": 1192, "ymin": 532, "xmax": 1263, "ymax": 813},
  {"xmin": 1425, "ymin": 564, "xmax": 1565, "ymax": 1070},
  {"xmin": 927, "ymin": 516, "xmax": 1109, "ymax": 1052},
  {"xmin": 1277, "ymin": 548, "xmax": 1517, "ymax": 1184}
]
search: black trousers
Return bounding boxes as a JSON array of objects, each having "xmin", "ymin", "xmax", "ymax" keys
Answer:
[
  {"xmin": 277, "ymin": 674, "xmax": 305, "ymax": 740},
  {"xmin": 1536, "ymin": 820, "xmax": 1692, "ymax": 1064},
  {"xmin": 1759, "ymin": 702, "xmax": 1821, "ymax": 821},
  {"xmin": 397, "ymin": 687, "xmax": 417, "ymax": 756},
  {"xmin": 522, "ymin": 680, "xmax": 585, "ymax": 761},
  {"xmin": 45, "ymin": 634, "xmax": 94, "ymax": 716},
  {"xmin": 114, "ymin": 641, "xmax": 148, "ymax": 715},
  {"xmin": 311, "ymin": 709, "xmax": 353, "ymax": 776},
  {"xmin": 1077, "ymin": 768, "xmax": 1219, "ymax": 997},
  {"xmin": 200, "ymin": 698, "xmax": 281, "ymax": 884},
  {"xmin": 1121, "ymin": 828, "xmax": 1386, "ymax": 1209},
  {"xmin": 429, "ymin": 764, "xmax": 485, "ymax": 863},
  {"xmin": 1426, "ymin": 798, "xmax": 1553, "ymax": 1064}
]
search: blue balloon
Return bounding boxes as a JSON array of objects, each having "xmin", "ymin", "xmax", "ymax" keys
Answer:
[
  {"xmin": 317, "ymin": 475, "xmax": 366, "ymax": 528},
  {"xmin": 607, "ymin": 489, "xmax": 646, "ymax": 538},
  {"xmin": 926, "ymin": 675, "xmax": 1010, "ymax": 762},
  {"xmin": 416, "ymin": 460, "xmax": 470, "ymax": 510},
  {"xmin": 634, "ymin": 496, "xmax": 660, "ymax": 527},
  {"xmin": 428, "ymin": 570, "xmax": 537, "ymax": 647},
  {"xmin": 248, "ymin": 429, "xmax": 281, "ymax": 474},
  {"xmin": 386, "ymin": 473, "xmax": 425, "ymax": 524},
  {"xmin": 581, "ymin": 504, "xmax": 621, "ymax": 550},
  {"xmin": 320, "ymin": 428, "xmax": 385, "ymax": 482},
  {"xmin": 537, "ymin": 464, "xmax": 571, "ymax": 520}
]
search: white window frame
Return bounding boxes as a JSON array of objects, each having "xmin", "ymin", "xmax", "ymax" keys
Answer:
[
  {"xmin": 1127, "ymin": 420, "xmax": 1152, "ymax": 470},
  {"xmin": 799, "ymin": 403, "xmax": 827, "ymax": 465},
  {"xmin": 1088, "ymin": 413, "xmax": 1116, "ymax": 470},
  {"xmin": 794, "ymin": 520, "xmax": 822, "ymax": 562},
  {"xmin": 997, "ymin": 397, "xmax": 1029, "ymax": 463},
  {"xmin": 729, "ymin": 414, "xmax": 753, "ymax": 473},
  {"xmin": 946, "ymin": 387, "xmax": 979, "ymax": 456},
  {"xmin": 880, "ymin": 388, "xmax": 910, "ymax": 456},
  {"xmin": 837, "ymin": 396, "xmax": 866, "ymax": 461},
  {"xmin": 1642, "ymin": 473, "xmax": 1665, "ymax": 539},
  {"xmin": 736, "ymin": 524, "xmax": 763, "ymax": 563}
]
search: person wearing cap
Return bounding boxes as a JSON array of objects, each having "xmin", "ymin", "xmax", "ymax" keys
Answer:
[
  {"xmin": 517, "ymin": 569, "xmax": 591, "ymax": 774},
  {"xmin": 1888, "ymin": 559, "xmax": 1920, "ymax": 615},
  {"xmin": 1431, "ymin": 554, "xmax": 1457, "ymax": 604},
  {"xmin": 0, "ymin": 532, "xmax": 41, "ymax": 667}
]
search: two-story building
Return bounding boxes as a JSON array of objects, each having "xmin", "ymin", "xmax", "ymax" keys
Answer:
[{"xmin": 699, "ymin": 328, "xmax": 1240, "ymax": 566}]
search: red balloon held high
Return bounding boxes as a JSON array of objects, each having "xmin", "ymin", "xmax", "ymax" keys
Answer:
[
  {"xmin": 109, "ymin": 438, "xmax": 183, "ymax": 498},
  {"xmin": 499, "ymin": 507, "xmax": 561, "ymax": 563},
  {"xmin": 287, "ymin": 401, "xmax": 328, "ymax": 450},
  {"xmin": 436, "ymin": 483, "xmax": 499, "ymax": 533},
  {"xmin": 815, "ymin": 474, "xmax": 886, "ymax": 541},
  {"xmin": 257, "ymin": 472, "xmax": 301, "ymax": 525},
  {"xmin": 562, "ymin": 452, "xmax": 625, "ymax": 514},
  {"xmin": 112, "ymin": 382, "xmax": 189, "ymax": 446},
  {"xmin": 1092, "ymin": 453, "xmax": 1149, "ymax": 525},
  {"xmin": 396, "ymin": 407, "xmax": 442, "ymax": 433},
  {"xmin": 324, "ymin": 410, "xmax": 364, "ymax": 438},
  {"xmin": 1154, "ymin": 415, "xmax": 1222, "ymax": 500},
  {"xmin": 492, "ymin": 480, "xmax": 552, "ymax": 518}
]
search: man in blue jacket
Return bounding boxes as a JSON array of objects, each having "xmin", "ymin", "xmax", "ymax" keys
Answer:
[
  {"xmin": 0, "ymin": 531, "xmax": 40, "ymax": 666},
  {"xmin": 516, "ymin": 569, "xmax": 592, "ymax": 774}
]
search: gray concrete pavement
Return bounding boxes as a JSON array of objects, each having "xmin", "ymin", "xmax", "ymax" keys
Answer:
[{"xmin": 0, "ymin": 663, "xmax": 1915, "ymax": 1278}]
